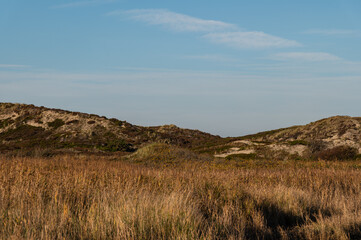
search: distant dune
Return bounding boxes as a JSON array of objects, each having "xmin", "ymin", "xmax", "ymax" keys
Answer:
[
  {"xmin": 0, "ymin": 102, "xmax": 222, "ymax": 155},
  {"xmin": 1, "ymin": 102, "xmax": 361, "ymax": 160}
]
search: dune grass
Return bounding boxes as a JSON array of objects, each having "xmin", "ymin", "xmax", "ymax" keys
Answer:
[{"xmin": 0, "ymin": 145, "xmax": 361, "ymax": 239}]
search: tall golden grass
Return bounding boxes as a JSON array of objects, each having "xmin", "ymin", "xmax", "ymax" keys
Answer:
[{"xmin": 0, "ymin": 146, "xmax": 360, "ymax": 239}]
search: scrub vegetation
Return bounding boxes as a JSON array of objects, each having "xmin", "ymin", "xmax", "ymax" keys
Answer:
[
  {"xmin": 0, "ymin": 103, "xmax": 223, "ymax": 154},
  {"xmin": 1, "ymin": 143, "xmax": 360, "ymax": 240}
]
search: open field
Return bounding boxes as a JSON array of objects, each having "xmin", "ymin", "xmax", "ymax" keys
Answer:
[{"xmin": 1, "ymin": 146, "xmax": 361, "ymax": 239}]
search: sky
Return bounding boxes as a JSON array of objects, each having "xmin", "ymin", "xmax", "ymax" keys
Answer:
[{"xmin": 1, "ymin": 0, "xmax": 361, "ymax": 137}]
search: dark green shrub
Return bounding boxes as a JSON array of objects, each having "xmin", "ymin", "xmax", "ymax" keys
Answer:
[
  {"xmin": 0, "ymin": 118, "xmax": 14, "ymax": 129},
  {"xmin": 110, "ymin": 118, "xmax": 124, "ymax": 127},
  {"xmin": 308, "ymin": 140, "xmax": 327, "ymax": 154},
  {"xmin": 66, "ymin": 120, "xmax": 79, "ymax": 125},
  {"xmin": 97, "ymin": 139, "xmax": 134, "ymax": 152},
  {"xmin": 0, "ymin": 125, "xmax": 46, "ymax": 141},
  {"xmin": 316, "ymin": 146, "xmax": 358, "ymax": 161},
  {"xmin": 226, "ymin": 153, "xmax": 257, "ymax": 160},
  {"xmin": 289, "ymin": 140, "xmax": 308, "ymax": 146},
  {"xmin": 48, "ymin": 119, "xmax": 65, "ymax": 129}
]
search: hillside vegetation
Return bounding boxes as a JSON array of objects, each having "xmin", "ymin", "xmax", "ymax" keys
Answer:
[
  {"xmin": 202, "ymin": 116, "xmax": 361, "ymax": 161},
  {"xmin": 3, "ymin": 103, "xmax": 361, "ymax": 161},
  {"xmin": 242, "ymin": 116, "xmax": 361, "ymax": 148},
  {"xmin": 0, "ymin": 103, "xmax": 222, "ymax": 155}
]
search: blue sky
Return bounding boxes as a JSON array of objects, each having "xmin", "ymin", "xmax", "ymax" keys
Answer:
[{"xmin": 1, "ymin": 0, "xmax": 361, "ymax": 136}]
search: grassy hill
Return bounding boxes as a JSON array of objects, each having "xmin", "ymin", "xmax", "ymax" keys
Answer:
[
  {"xmin": 0, "ymin": 103, "xmax": 222, "ymax": 155},
  {"xmin": 241, "ymin": 116, "xmax": 361, "ymax": 147},
  {"xmin": 2, "ymin": 102, "xmax": 361, "ymax": 161},
  {"xmin": 199, "ymin": 116, "xmax": 361, "ymax": 161}
]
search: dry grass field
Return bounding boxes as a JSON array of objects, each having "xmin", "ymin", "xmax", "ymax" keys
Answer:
[{"xmin": 1, "ymin": 144, "xmax": 361, "ymax": 239}]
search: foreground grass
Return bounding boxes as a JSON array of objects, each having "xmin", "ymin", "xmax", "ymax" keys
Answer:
[{"xmin": 0, "ymin": 149, "xmax": 361, "ymax": 239}]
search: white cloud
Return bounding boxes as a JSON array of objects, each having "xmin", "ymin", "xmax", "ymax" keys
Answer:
[
  {"xmin": 52, "ymin": 0, "xmax": 115, "ymax": 9},
  {"xmin": 204, "ymin": 32, "xmax": 301, "ymax": 49},
  {"xmin": 303, "ymin": 29, "xmax": 361, "ymax": 36},
  {"xmin": 109, "ymin": 9, "xmax": 237, "ymax": 32},
  {"xmin": 0, "ymin": 64, "xmax": 29, "ymax": 69},
  {"xmin": 110, "ymin": 9, "xmax": 301, "ymax": 49},
  {"xmin": 271, "ymin": 52, "xmax": 341, "ymax": 61}
]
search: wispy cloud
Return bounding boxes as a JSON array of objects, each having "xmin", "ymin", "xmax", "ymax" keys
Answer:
[
  {"xmin": 109, "ymin": 9, "xmax": 237, "ymax": 32},
  {"xmin": 204, "ymin": 32, "xmax": 301, "ymax": 49},
  {"xmin": 303, "ymin": 29, "xmax": 361, "ymax": 36},
  {"xmin": 52, "ymin": 0, "xmax": 115, "ymax": 9},
  {"xmin": 0, "ymin": 64, "xmax": 29, "ymax": 69},
  {"xmin": 270, "ymin": 52, "xmax": 341, "ymax": 62},
  {"xmin": 110, "ymin": 9, "xmax": 300, "ymax": 49}
]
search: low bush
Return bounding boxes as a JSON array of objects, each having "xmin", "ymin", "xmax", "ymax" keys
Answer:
[
  {"xmin": 47, "ymin": 119, "xmax": 65, "ymax": 129},
  {"xmin": 308, "ymin": 140, "xmax": 327, "ymax": 154},
  {"xmin": 96, "ymin": 139, "xmax": 133, "ymax": 152},
  {"xmin": 110, "ymin": 118, "xmax": 124, "ymax": 127},
  {"xmin": 0, "ymin": 118, "xmax": 14, "ymax": 129},
  {"xmin": 66, "ymin": 119, "xmax": 79, "ymax": 125},
  {"xmin": 315, "ymin": 145, "xmax": 358, "ymax": 161},
  {"xmin": 124, "ymin": 143, "xmax": 210, "ymax": 165},
  {"xmin": 226, "ymin": 153, "xmax": 258, "ymax": 160},
  {"xmin": 289, "ymin": 140, "xmax": 308, "ymax": 146},
  {"xmin": 0, "ymin": 125, "xmax": 46, "ymax": 141}
]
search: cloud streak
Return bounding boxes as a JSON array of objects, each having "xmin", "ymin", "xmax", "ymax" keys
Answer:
[
  {"xmin": 110, "ymin": 9, "xmax": 237, "ymax": 32},
  {"xmin": 271, "ymin": 52, "xmax": 341, "ymax": 62},
  {"xmin": 110, "ymin": 9, "xmax": 300, "ymax": 49},
  {"xmin": 204, "ymin": 32, "xmax": 301, "ymax": 49},
  {"xmin": 0, "ymin": 64, "xmax": 29, "ymax": 69}
]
